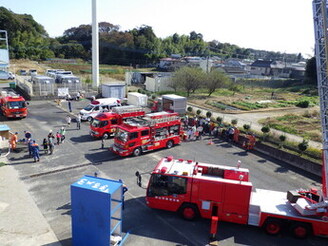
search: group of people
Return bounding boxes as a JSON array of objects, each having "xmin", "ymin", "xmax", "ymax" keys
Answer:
[
  {"xmin": 182, "ymin": 116, "xmax": 216, "ymax": 141},
  {"xmin": 42, "ymin": 126, "xmax": 67, "ymax": 155},
  {"xmin": 181, "ymin": 115, "xmax": 255, "ymax": 149}
]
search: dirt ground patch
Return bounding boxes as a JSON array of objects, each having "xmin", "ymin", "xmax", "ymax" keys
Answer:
[{"xmin": 10, "ymin": 59, "xmax": 50, "ymax": 74}]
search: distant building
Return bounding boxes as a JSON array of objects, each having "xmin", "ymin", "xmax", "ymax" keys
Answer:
[
  {"xmin": 250, "ymin": 60, "xmax": 274, "ymax": 76},
  {"xmin": 145, "ymin": 73, "xmax": 174, "ymax": 92},
  {"xmin": 250, "ymin": 59, "xmax": 305, "ymax": 79},
  {"xmin": 0, "ymin": 30, "xmax": 9, "ymax": 71}
]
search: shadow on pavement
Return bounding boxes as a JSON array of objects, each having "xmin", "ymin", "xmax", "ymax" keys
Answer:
[
  {"xmin": 233, "ymin": 151, "xmax": 248, "ymax": 156},
  {"xmin": 70, "ymin": 135, "xmax": 94, "ymax": 143}
]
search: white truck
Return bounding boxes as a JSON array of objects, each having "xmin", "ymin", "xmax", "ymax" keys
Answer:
[
  {"xmin": 127, "ymin": 92, "xmax": 148, "ymax": 107},
  {"xmin": 79, "ymin": 98, "xmax": 121, "ymax": 121},
  {"xmin": 152, "ymin": 94, "xmax": 187, "ymax": 114}
]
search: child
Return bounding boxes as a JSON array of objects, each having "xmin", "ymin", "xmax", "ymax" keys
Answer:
[
  {"xmin": 56, "ymin": 132, "xmax": 61, "ymax": 145},
  {"xmin": 42, "ymin": 138, "xmax": 48, "ymax": 154},
  {"xmin": 59, "ymin": 126, "xmax": 66, "ymax": 143}
]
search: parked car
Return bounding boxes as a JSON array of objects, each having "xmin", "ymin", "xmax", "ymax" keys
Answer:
[
  {"xmin": 19, "ymin": 70, "xmax": 27, "ymax": 76},
  {"xmin": 29, "ymin": 69, "xmax": 37, "ymax": 76}
]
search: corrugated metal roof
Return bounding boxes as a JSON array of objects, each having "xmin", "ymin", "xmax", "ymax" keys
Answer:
[{"xmin": 0, "ymin": 124, "xmax": 10, "ymax": 131}]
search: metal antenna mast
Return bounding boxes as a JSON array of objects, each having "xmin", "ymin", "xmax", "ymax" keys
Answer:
[{"xmin": 313, "ymin": 0, "xmax": 328, "ymax": 199}]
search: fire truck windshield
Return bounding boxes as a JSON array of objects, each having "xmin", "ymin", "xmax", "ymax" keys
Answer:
[
  {"xmin": 91, "ymin": 119, "xmax": 107, "ymax": 128},
  {"xmin": 147, "ymin": 174, "xmax": 187, "ymax": 197},
  {"xmin": 116, "ymin": 128, "xmax": 128, "ymax": 142},
  {"xmin": 8, "ymin": 101, "xmax": 26, "ymax": 109}
]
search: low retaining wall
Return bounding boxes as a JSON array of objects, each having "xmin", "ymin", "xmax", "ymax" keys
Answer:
[{"xmin": 238, "ymin": 135, "xmax": 322, "ymax": 177}]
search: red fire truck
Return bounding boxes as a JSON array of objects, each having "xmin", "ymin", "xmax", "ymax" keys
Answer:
[
  {"xmin": 138, "ymin": 156, "xmax": 328, "ymax": 238},
  {"xmin": 90, "ymin": 105, "xmax": 146, "ymax": 139},
  {"xmin": 111, "ymin": 112, "xmax": 182, "ymax": 157},
  {"xmin": 0, "ymin": 89, "xmax": 28, "ymax": 119}
]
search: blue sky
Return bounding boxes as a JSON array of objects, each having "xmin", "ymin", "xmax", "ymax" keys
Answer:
[{"xmin": 0, "ymin": 0, "xmax": 314, "ymax": 57}]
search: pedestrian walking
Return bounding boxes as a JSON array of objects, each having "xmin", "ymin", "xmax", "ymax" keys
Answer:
[
  {"xmin": 76, "ymin": 114, "xmax": 81, "ymax": 130},
  {"xmin": 56, "ymin": 132, "xmax": 61, "ymax": 145},
  {"xmin": 31, "ymin": 140, "xmax": 40, "ymax": 162},
  {"xmin": 101, "ymin": 135, "xmax": 106, "ymax": 149},
  {"xmin": 66, "ymin": 115, "xmax": 71, "ymax": 127},
  {"xmin": 42, "ymin": 138, "xmax": 48, "ymax": 154},
  {"xmin": 76, "ymin": 91, "xmax": 81, "ymax": 101},
  {"xmin": 48, "ymin": 136, "xmax": 54, "ymax": 154},
  {"xmin": 59, "ymin": 126, "xmax": 66, "ymax": 143},
  {"xmin": 27, "ymin": 138, "xmax": 33, "ymax": 157},
  {"xmin": 48, "ymin": 130, "xmax": 55, "ymax": 155},
  {"xmin": 68, "ymin": 101, "xmax": 72, "ymax": 112},
  {"xmin": 10, "ymin": 132, "xmax": 18, "ymax": 152}
]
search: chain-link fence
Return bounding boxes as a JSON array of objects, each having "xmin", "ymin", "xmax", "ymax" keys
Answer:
[{"xmin": 17, "ymin": 76, "xmax": 97, "ymax": 99}]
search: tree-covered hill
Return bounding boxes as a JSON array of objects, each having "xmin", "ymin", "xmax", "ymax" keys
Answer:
[{"xmin": 0, "ymin": 7, "xmax": 303, "ymax": 65}]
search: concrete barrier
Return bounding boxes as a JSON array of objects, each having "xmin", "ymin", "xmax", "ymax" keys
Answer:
[{"xmin": 238, "ymin": 135, "xmax": 322, "ymax": 177}]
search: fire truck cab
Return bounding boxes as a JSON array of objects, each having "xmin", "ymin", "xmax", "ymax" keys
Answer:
[
  {"xmin": 145, "ymin": 156, "xmax": 251, "ymax": 223},
  {"xmin": 0, "ymin": 89, "xmax": 28, "ymax": 119},
  {"xmin": 90, "ymin": 105, "xmax": 146, "ymax": 139},
  {"xmin": 111, "ymin": 112, "xmax": 182, "ymax": 157}
]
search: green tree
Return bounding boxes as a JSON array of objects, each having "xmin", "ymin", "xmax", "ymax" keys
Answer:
[
  {"xmin": 172, "ymin": 67, "xmax": 204, "ymax": 96},
  {"xmin": 205, "ymin": 70, "xmax": 230, "ymax": 96},
  {"xmin": 305, "ymin": 57, "xmax": 317, "ymax": 85}
]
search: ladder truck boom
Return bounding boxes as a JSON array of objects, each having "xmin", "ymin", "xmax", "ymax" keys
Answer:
[{"xmin": 313, "ymin": 0, "xmax": 328, "ymax": 200}]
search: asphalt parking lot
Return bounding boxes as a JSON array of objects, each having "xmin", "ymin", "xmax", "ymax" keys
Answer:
[{"xmin": 2, "ymin": 100, "xmax": 328, "ymax": 246}]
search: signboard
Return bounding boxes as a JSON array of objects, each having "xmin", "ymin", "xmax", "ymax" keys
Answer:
[{"xmin": 58, "ymin": 87, "xmax": 69, "ymax": 97}]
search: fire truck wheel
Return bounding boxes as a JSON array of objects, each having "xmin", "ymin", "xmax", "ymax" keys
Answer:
[
  {"xmin": 179, "ymin": 204, "xmax": 199, "ymax": 221},
  {"xmin": 290, "ymin": 223, "xmax": 311, "ymax": 239},
  {"xmin": 166, "ymin": 140, "xmax": 174, "ymax": 149},
  {"xmin": 103, "ymin": 133, "xmax": 110, "ymax": 139},
  {"xmin": 133, "ymin": 147, "xmax": 142, "ymax": 157},
  {"xmin": 264, "ymin": 219, "xmax": 282, "ymax": 235}
]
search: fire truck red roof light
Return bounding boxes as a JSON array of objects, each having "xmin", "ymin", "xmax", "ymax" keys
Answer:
[
  {"xmin": 178, "ymin": 159, "xmax": 184, "ymax": 162},
  {"xmin": 166, "ymin": 156, "xmax": 173, "ymax": 162},
  {"xmin": 311, "ymin": 188, "xmax": 318, "ymax": 193},
  {"xmin": 187, "ymin": 160, "xmax": 193, "ymax": 163},
  {"xmin": 160, "ymin": 167, "xmax": 168, "ymax": 173}
]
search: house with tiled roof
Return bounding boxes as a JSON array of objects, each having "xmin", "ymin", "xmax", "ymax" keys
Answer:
[{"xmin": 250, "ymin": 60, "xmax": 274, "ymax": 76}]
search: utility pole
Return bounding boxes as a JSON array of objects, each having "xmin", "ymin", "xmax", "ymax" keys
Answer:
[{"xmin": 92, "ymin": 0, "xmax": 99, "ymax": 89}]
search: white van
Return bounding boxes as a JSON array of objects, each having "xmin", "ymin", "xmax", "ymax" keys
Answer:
[
  {"xmin": 79, "ymin": 98, "xmax": 121, "ymax": 121},
  {"xmin": 0, "ymin": 71, "xmax": 15, "ymax": 80}
]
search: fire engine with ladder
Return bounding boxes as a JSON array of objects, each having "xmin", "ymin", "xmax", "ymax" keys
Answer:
[
  {"xmin": 134, "ymin": 1, "xmax": 328, "ymax": 239},
  {"xmin": 90, "ymin": 105, "xmax": 146, "ymax": 139},
  {"xmin": 139, "ymin": 154, "xmax": 328, "ymax": 239},
  {"xmin": 0, "ymin": 88, "xmax": 28, "ymax": 119},
  {"xmin": 111, "ymin": 111, "xmax": 182, "ymax": 157}
]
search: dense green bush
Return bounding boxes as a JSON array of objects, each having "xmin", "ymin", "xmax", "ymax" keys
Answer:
[
  {"xmin": 279, "ymin": 135, "xmax": 286, "ymax": 142},
  {"xmin": 296, "ymin": 100, "xmax": 310, "ymax": 108},
  {"xmin": 206, "ymin": 111, "xmax": 212, "ymax": 118},
  {"xmin": 261, "ymin": 126, "xmax": 270, "ymax": 134},
  {"xmin": 187, "ymin": 106, "xmax": 193, "ymax": 113},
  {"xmin": 243, "ymin": 124, "xmax": 251, "ymax": 131},
  {"xmin": 216, "ymin": 116, "xmax": 223, "ymax": 123},
  {"xmin": 196, "ymin": 109, "xmax": 202, "ymax": 115},
  {"xmin": 298, "ymin": 140, "xmax": 309, "ymax": 153},
  {"xmin": 231, "ymin": 119, "xmax": 238, "ymax": 125}
]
